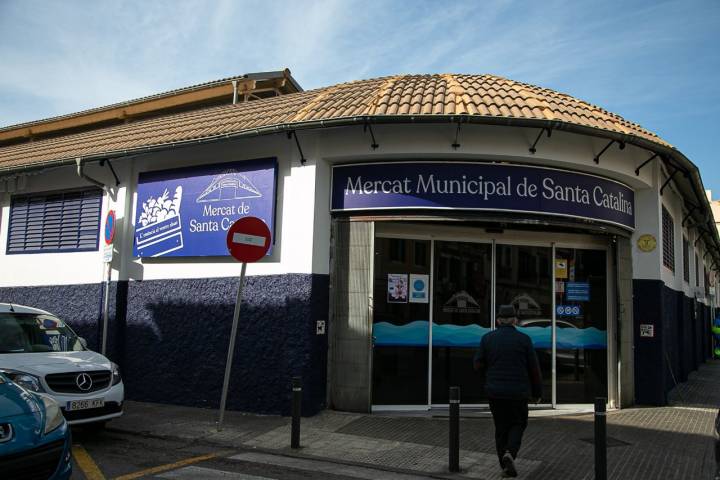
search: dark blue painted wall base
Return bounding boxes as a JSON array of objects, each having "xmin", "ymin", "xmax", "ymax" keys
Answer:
[
  {"xmin": 633, "ymin": 279, "xmax": 712, "ymax": 405},
  {"xmin": 0, "ymin": 273, "xmax": 329, "ymax": 416}
]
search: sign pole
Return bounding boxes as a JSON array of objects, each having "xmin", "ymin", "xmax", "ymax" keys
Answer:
[
  {"xmin": 101, "ymin": 262, "xmax": 111, "ymax": 355},
  {"xmin": 101, "ymin": 210, "xmax": 115, "ymax": 356},
  {"xmin": 217, "ymin": 216, "xmax": 271, "ymax": 431},
  {"xmin": 217, "ymin": 261, "xmax": 247, "ymax": 431}
]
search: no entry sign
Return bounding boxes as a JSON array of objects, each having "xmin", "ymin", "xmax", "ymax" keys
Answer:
[
  {"xmin": 225, "ymin": 216, "xmax": 271, "ymax": 263},
  {"xmin": 218, "ymin": 215, "xmax": 272, "ymax": 431}
]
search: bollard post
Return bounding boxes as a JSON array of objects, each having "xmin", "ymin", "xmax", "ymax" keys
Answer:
[
  {"xmin": 291, "ymin": 376, "xmax": 302, "ymax": 449},
  {"xmin": 594, "ymin": 397, "xmax": 607, "ymax": 480},
  {"xmin": 449, "ymin": 386, "xmax": 460, "ymax": 473}
]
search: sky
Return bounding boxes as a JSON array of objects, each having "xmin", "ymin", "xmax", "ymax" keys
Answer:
[{"xmin": 1, "ymin": 0, "xmax": 719, "ymax": 193}]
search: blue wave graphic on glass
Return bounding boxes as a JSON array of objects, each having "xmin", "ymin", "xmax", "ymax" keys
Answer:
[{"xmin": 373, "ymin": 321, "xmax": 607, "ymax": 349}]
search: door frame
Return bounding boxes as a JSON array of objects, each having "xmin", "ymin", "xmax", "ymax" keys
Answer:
[{"xmin": 371, "ymin": 222, "xmax": 614, "ymax": 411}]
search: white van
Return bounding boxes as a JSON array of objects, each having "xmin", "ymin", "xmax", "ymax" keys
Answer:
[{"xmin": 0, "ymin": 303, "xmax": 124, "ymax": 426}]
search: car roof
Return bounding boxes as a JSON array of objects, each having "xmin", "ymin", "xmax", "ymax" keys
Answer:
[{"xmin": 0, "ymin": 303, "xmax": 53, "ymax": 316}]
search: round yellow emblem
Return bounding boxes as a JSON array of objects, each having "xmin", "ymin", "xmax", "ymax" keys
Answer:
[{"xmin": 637, "ymin": 234, "xmax": 657, "ymax": 252}]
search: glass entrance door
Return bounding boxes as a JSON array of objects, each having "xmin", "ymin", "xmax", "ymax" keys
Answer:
[
  {"xmin": 554, "ymin": 248, "xmax": 608, "ymax": 403},
  {"xmin": 431, "ymin": 241, "xmax": 492, "ymax": 404},
  {"xmin": 372, "ymin": 238, "xmax": 431, "ymax": 405},
  {"xmin": 371, "ymin": 234, "xmax": 609, "ymax": 408},
  {"xmin": 495, "ymin": 244, "xmax": 554, "ymax": 402}
]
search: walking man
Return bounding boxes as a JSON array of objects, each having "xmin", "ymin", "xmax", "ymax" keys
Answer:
[{"xmin": 474, "ymin": 305, "xmax": 543, "ymax": 478}]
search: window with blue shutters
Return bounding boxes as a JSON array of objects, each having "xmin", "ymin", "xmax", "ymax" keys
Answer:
[
  {"xmin": 7, "ymin": 188, "xmax": 102, "ymax": 254},
  {"xmin": 661, "ymin": 205, "xmax": 674, "ymax": 272}
]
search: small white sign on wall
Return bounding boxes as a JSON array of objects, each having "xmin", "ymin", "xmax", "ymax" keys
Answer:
[
  {"xmin": 639, "ymin": 324, "xmax": 655, "ymax": 338},
  {"xmin": 103, "ymin": 244, "xmax": 114, "ymax": 263}
]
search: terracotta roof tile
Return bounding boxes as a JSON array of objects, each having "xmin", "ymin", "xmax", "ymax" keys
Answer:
[{"xmin": 0, "ymin": 73, "xmax": 671, "ymax": 171}]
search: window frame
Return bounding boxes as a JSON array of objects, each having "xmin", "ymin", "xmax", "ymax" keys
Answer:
[
  {"xmin": 6, "ymin": 187, "xmax": 103, "ymax": 255},
  {"xmin": 661, "ymin": 205, "xmax": 674, "ymax": 272}
]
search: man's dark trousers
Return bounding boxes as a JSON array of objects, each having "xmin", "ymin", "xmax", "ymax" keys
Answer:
[
  {"xmin": 489, "ymin": 398, "xmax": 528, "ymax": 465},
  {"xmin": 474, "ymin": 324, "xmax": 542, "ymax": 469}
]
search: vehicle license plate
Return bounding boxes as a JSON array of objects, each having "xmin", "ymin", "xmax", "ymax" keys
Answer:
[{"xmin": 66, "ymin": 398, "xmax": 104, "ymax": 411}]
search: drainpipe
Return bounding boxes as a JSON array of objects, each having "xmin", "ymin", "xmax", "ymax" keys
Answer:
[
  {"xmin": 75, "ymin": 157, "xmax": 112, "ymax": 355},
  {"xmin": 76, "ymin": 158, "xmax": 107, "ymax": 192}
]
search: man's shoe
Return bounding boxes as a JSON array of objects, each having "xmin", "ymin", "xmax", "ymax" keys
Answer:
[{"xmin": 501, "ymin": 452, "xmax": 518, "ymax": 478}]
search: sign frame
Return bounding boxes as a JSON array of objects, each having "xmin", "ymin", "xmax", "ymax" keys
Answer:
[
  {"xmin": 330, "ymin": 161, "xmax": 635, "ymax": 230},
  {"xmin": 133, "ymin": 157, "xmax": 277, "ymax": 258}
]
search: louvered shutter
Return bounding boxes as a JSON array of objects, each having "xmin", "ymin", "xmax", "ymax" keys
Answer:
[
  {"xmin": 7, "ymin": 189, "xmax": 102, "ymax": 253},
  {"xmin": 661, "ymin": 206, "xmax": 674, "ymax": 272}
]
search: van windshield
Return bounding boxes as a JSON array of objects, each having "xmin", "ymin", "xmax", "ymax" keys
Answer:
[{"xmin": 0, "ymin": 313, "xmax": 83, "ymax": 353}]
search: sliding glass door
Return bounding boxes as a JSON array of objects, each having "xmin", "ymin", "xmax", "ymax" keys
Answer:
[
  {"xmin": 553, "ymin": 248, "xmax": 608, "ymax": 403},
  {"xmin": 371, "ymin": 235, "xmax": 609, "ymax": 408},
  {"xmin": 431, "ymin": 241, "xmax": 492, "ymax": 404},
  {"xmin": 372, "ymin": 238, "xmax": 431, "ymax": 405},
  {"xmin": 495, "ymin": 244, "xmax": 554, "ymax": 402}
]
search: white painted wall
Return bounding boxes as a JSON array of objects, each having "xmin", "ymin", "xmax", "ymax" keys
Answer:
[
  {"xmin": 0, "ymin": 165, "xmax": 113, "ymax": 287},
  {"xmin": 1, "ymin": 122, "xmax": 714, "ymax": 296},
  {"xmin": 631, "ymin": 186, "xmax": 662, "ymax": 281},
  {"xmin": 622, "ymin": 152, "xmax": 716, "ymax": 305},
  {"xmin": 316, "ymin": 124, "xmax": 653, "ymax": 190},
  {"xmin": 0, "ymin": 135, "xmax": 325, "ymax": 286}
]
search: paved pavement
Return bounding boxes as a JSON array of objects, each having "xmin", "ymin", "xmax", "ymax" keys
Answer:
[{"xmin": 98, "ymin": 360, "xmax": 720, "ymax": 479}]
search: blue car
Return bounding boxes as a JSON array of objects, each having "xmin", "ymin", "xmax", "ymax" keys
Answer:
[{"xmin": 0, "ymin": 373, "xmax": 72, "ymax": 479}]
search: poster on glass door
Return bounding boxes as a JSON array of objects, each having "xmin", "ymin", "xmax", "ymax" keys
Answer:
[
  {"xmin": 387, "ymin": 274, "xmax": 408, "ymax": 303},
  {"xmin": 409, "ymin": 274, "xmax": 429, "ymax": 303}
]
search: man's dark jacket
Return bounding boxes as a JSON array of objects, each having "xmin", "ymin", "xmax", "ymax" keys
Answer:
[{"xmin": 474, "ymin": 325, "xmax": 543, "ymax": 400}]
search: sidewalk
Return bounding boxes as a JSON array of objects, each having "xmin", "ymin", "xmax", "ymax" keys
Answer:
[{"xmin": 111, "ymin": 360, "xmax": 720, "ymax": 480}]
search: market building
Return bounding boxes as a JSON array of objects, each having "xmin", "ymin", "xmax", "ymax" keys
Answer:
[{"xmin": 0, "ymin": 70, "xmax": 717, "ymax": 415}]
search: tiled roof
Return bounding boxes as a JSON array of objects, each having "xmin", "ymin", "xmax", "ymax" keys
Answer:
[
  {"xmin": 0, "ymin": 69, "xmax": 301, "ymax": 136},
  {"xmin": 0, "ymin": 74, "xmax": 671, "ymax": 172}
]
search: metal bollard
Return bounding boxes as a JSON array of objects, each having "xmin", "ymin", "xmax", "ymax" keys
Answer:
[
  {"xmin": 594, "ymin": 397, "xmax": 607, "ymax": 480},
  {"xmin": 449, "ymin": 386, "xmax": 460, "ymax": 472},
  {"xmin": 291, "ymin": 376, "xmax": 302, "ymax": 449}
]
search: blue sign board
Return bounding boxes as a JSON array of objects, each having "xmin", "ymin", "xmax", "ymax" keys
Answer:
[
  {"xmin": 133, "ymin": 158, "xmax": 277, "ymax": 257},
  {"xmin": 566, "ymin": 282, "xmax": 590, "ymax": 301},
  {"xmin": 331, "ymin": 162, "xmax": 634, "ymax": 229}
]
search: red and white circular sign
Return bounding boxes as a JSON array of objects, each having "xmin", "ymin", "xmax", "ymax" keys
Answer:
[
  {"xmin": 104, "ymin": 210, "xmax": 116, "ymax": 245},
  {"xmin": 225, "ymin": 216, "xmax": 272, "ymax": 263}
]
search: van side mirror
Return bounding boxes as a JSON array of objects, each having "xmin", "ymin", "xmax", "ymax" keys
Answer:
[{"xmin": 78, "ymin": 337, "xmax": 88, "ymax": 349}]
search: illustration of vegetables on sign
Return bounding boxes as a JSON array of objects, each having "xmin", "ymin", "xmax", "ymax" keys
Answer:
[
  {"xmin": 133, "ymin": 158, "xmax": 277, "ymax": 257},
  {"xmin": 136, "ymin": 186, "xmax": 184, "ymax": 257}
]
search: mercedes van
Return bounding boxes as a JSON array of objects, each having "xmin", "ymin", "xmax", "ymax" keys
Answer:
[{"xmin": 0, "ymin": 303, "xmax": 124, "ymax": 426}]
